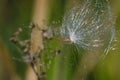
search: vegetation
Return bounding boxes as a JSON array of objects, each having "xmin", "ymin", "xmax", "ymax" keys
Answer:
[{"xmin": 0, "ymin": 0, "xmax": 120, "ymax": 80}]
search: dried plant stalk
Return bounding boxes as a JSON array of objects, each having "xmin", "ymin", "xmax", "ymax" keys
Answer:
[
  {"xmin": 26, "ymin": 0, "xmax": 50, "ymax": 80},
  {"xmin": 30, "ymin": 0, "xmax": 49, "ymax": 55}
]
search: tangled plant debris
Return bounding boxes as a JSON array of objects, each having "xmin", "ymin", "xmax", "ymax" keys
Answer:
[{"xmin": 10, "ymin": 23, "xmax": 59, "ymax": 80}]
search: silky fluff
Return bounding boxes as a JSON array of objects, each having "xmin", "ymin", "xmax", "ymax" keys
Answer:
[{"xmin": 61, "ymin": 0, "xmax": 115, "ymax": 54}]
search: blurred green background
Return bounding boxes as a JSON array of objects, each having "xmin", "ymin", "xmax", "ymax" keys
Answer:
[{"xmin": 0, "ymin": 0, "xmax": 120, "ymax": 80}]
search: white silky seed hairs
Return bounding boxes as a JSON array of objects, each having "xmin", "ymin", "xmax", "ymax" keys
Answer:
[{"xmin": 61, "ymin": 0, "xmax": 115, "ymax": 55}]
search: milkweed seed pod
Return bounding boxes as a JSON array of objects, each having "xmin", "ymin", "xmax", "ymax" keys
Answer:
[{"xmin": 61, "ymin": 0, "xmax": 115, "ymax": 55}]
